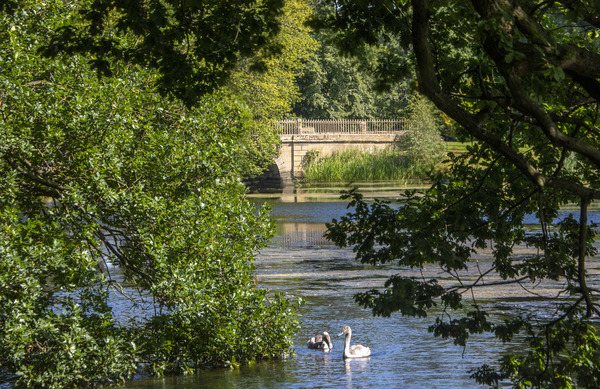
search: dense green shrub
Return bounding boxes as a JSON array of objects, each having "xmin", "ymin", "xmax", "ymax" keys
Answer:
[
  {"xmin": 0, "ymin": 2, "xmax": 299, "ymax": 387},
  {"xmin": 396, "ymin": 95, "xmax": 447, "ymax": 170}
]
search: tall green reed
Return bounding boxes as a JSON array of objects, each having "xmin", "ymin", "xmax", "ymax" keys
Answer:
[{"xmin": 301, "ymin": 148, "xmax": 438, "ymax": 183}]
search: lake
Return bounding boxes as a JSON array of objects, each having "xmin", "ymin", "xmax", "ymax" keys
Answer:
[{"xmin": 124, "ymin": 182, "xmax": 600, "ymax": 388}]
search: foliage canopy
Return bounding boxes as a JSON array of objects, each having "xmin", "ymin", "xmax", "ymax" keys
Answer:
[
  {"xmin": 293, "ymin": 10, "xmax": 412, "ymax": 119},
  {"xmin": 39, "ymin": 0, "xmax": 285, "ymax": 106},
  {"xmin": 320, "ymin": 1, "xmax": 600, "ymax": 387},
  {"xmin": 0, "ymin": 1, "xmax": 299, "ymax": 387},
  {"xmin": 226, "ymin": 0, "xmax": 317, "ymax": 177}
]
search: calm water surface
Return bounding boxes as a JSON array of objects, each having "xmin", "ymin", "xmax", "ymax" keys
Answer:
[
  {"xmin": 120, "ymin": 183, "xmax": 600, "ymax": 388},
  {"xmin": 128, "ymin": 244, "xmax": 505, "ymax": 389}
]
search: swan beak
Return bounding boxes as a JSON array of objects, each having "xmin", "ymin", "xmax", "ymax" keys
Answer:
[{"xmin": 337, "ymin": 332, "xmax": 344, "ymax": 337}]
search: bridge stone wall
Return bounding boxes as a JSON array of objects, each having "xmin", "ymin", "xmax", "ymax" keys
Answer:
[{"xmin": 277, "ymin": 133, "xmax": 403, "ymax": 179}]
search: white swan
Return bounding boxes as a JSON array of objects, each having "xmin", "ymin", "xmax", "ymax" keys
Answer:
[
  {"xmin": 338, "ymin": 325, "xmax": 370, "ymax": 358},
  {"xmin": 307, "ymin": 331, "xmax": 333, "ymax": 352}
]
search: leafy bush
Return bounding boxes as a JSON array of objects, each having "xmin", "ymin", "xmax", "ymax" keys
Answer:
[
  {"xmin": 396, "ymin": 95, "xmax": 447, "ymax": 169},
  {"xmin": 0, "ymin": 2, "xmax": 299, "ymax": 387}
]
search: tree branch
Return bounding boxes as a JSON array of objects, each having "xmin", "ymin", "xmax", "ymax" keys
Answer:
[
  {"xmin": 503, "ymin": 68, "xmax": 600, "ymax": 170},
  {"xmin": 577, "ymin": 198, "xmax": 595, "ymax": 317},
  {"xmin": 556, "ymin": 0, "xmax": 600, "ymax": 29},
  {"xmin": 411, "ymin": 0, "xmax": 600, "ymax": 201},
  {"xmin": 4, "ymin": 154, "xmax": 65, "ymax": 195}
]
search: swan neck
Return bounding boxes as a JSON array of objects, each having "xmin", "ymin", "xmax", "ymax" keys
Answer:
[{"xmin": 343, "ymin": 332, "xmax": 352, "ymax": 358}]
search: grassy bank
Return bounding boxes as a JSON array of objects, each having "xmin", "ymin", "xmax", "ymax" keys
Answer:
[
  {"xmin": 445, "ymin": 141, "xmax": 471, "ymax": 153},
  {"xmin": 301, "ymin": 148, "xmax": 434, "ymax": 183}
]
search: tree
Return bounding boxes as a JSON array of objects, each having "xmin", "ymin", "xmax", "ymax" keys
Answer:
[
  {"xmin": 293, "ymin": 42, "xmax": 412, "ymax": 119},
  {"xmin": 397, "ymin": 94, "xmax": 447, "ymax": 170},
  {"xmin": 320, "ymin": 1, "xmax": 600, "ymax": 387},
  {"xmin": 229, "ymin": 0, "xmax": 316, "ymax": 122},
  {"xmin": 39, "ymin": 0, "xmax": 285, "ymax": 107},
  {"xmin": 226, "ymin": 0, "xmax": 317, "ymax": 177},
  {"xmin": 294, "ymin": 44, "xmax": 381, "ymax": 118},
  {"xmin": 0, "ymin": 1, "xmax": 299, "ymax": 387},
  {"xmin": 42, "ymin": 0, "xmax": 316, "ymax": 178},
  {"xmin": 293, "ymin": 3, "xmax": 412, "ymax": 119}
]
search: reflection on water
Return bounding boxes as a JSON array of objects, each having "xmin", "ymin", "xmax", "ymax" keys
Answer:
[
  {"xmin": 344, "ymin": 358, "xmax": 370, "ymax": 388},
  {"xmin": 273, "ymin": 223, "xmax": 332, "ymax": 247},
  {"xmin": 247, "ymin": 180, "xmax": 424, "ymax": 203}
]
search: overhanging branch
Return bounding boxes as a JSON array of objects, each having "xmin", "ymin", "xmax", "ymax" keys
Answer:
[{"xmin": 411, "ymin": 0, "xmax": 600, "ymax": 201}]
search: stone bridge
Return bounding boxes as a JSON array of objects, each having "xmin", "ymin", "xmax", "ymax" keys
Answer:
[{"xmin": 274, "ymin": 119, "xmax": 407, "ymax": 180}]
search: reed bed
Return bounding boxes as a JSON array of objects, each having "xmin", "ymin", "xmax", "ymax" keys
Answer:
[{"xmin": 301, "ymin": 149, "xmax": 435, "ymax": 183}]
